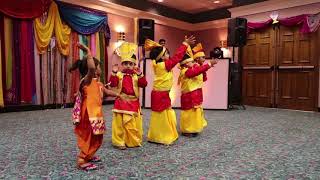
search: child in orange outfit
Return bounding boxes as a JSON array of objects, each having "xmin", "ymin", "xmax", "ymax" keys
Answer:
[{"xmin": 71, "ymin": 43, "xmax": 119, "ymax": 170}]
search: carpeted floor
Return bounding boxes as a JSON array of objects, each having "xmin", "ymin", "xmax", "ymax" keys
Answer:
[{"xmin": 1, "ymin": 105, "xmax": 320, "ymax": 179}]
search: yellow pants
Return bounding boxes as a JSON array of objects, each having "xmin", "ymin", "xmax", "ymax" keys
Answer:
[
  {"xmin": 180, "ymin": 107, "xmax": 207, "ymax": 133},
  {"xmin": 147, "ymin": 109, "xmax": 179, "ymax": 145},
  {"xmin": 112, "ymin": 111, "xmax": 143, "ymax": 147}
]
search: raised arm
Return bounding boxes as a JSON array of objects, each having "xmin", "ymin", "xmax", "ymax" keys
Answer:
[
  {"xmin": 185, "ymin": 64, "xmax": 211, "ymax": 78},
  {"xmin": 165, "ymin": 35, "xmax": 196, "ymax": 71},
  {"xmin": 77, "ymin": 43, "xmax": 95, "ymax": 84},
  {"xmin": 185, "ymin": 59, "xmax": 217, "ymax": 78}
]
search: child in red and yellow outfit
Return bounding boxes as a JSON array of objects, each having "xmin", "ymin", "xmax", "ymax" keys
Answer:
[
  {"xmin": 179, "ymin": 45, "xmax": 217, "ymax": 137},
  {"xmin": 109, "ymin": 42, "xmax": 147, "ymax": 149},
  {"xmin": 144, "ymin": 36, "xmax": 196, "ymax": 145}
]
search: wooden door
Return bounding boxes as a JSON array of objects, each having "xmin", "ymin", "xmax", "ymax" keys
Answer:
[
  {"xmin": 241, "ymin": 25, "xmax": 318, "ymax": 111},
  {"xmin": 242, "ymin": 27, "xmax": 275, "ymax": 107},
  {"xmin": 276, "ymin": 26, "xmax": 318, "ymax": 111}
]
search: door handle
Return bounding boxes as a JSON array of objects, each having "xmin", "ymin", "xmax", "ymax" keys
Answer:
[
  {"xmin": 278, "ymin": 66, "xmax": 302, "ymax": 69},
  {"xmin": 301, "ymin": 66, "xmax": 315, "ymax": 69},
  {"xmin": 243, "ymin": 66, "xmax": 272, "ymax": 70}
]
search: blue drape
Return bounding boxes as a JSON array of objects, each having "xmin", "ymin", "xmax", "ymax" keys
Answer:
[{"xmin": 56, "ymin": 1, "xmax": 110, "ymax": 44}]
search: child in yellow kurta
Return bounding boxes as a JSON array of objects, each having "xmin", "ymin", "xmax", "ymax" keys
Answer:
[
  {"xmin": 179, "ymin": 46, "xmax": 217, "ymax": 137},
  {"xmin": 72, "ymin": 44, "xmax": 119, "ymax": 170},
  {"xmin": 193, "ymin": 43, "xmax": 208, "ymax": 83},
  {"xmin": 109, "ymin": 42, "xmax": 147, "ymax": 149},
  {"xmin": 144, "ymin": 36, "xmax": 196, "ymax": 145}
]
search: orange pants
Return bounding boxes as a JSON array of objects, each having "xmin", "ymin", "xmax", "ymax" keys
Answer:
[{"xmin": 75, "ymin": 110, "xmax": 103, "ymax": 165}]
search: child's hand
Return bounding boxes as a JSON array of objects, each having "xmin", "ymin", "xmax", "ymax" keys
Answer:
[
  {"xmin": 184, "ymin": 35, "xmax": 196, "ymax": 45},
  {"xmin": 105, "ymin": 82, "xmax": 111, "ymax": 89},
  {"xmin": 212, "ymin": 59, "xmax": 218, "ymax": 65},
  {"xmin": 77, "ymin": 43, "xmax": 89, "ymax": 51},
  {"xmin": 116, "ymin": 93, "xmax": 125, "ymax": 99},
  {"xmin": 208, "ymin": 59, "xmax": 218, "ymax": 67},
  {"xmin": 112, "ymin": 64, "xmax": 119, "ymax": 73},
  {"xmin": 134, "ymin": 67, "xmax": 142, "ymax": 75}
]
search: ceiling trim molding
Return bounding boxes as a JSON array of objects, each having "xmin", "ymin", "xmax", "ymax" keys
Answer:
[
  {"xmin": 192, "ymin": 19, "xmax": 228, "ymax": 31},
  {"xmin": 228, "ymin": 0, "xmax": 320, "ymax": 18},
  {"xmin": 104, "ymin": 0, "xmax": 193, "ymax": 22},
  {"xmin": 190, "ymin": 8, "xmax": 231, "ymax": 23},
  {"xmin": 59, "ymin": 0, "xmax": 228, "ymax": 31}
]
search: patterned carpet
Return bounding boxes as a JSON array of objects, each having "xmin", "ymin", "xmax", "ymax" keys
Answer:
[{"xmin": 1, "ymin": 105, "xmax": 320, "ymax": 179}]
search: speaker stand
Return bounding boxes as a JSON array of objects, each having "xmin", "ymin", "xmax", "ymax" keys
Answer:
[{"xmin": 228, "ymin": 46, "xmax": 246, "ymax": 110}]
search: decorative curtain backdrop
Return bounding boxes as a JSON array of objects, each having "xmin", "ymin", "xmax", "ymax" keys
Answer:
[
  {"xmin": 0, "ymin": 0, "xmax": 51, "ymax": 19},
  {"xmin": 56, "ymin": 1, "xmax": 111, "ymax": 45},
  {"xmin": 0, "ymin": 1, "xmax": 110, "ymax": 107},
  {"xmin": 34, "ymin": 2, "xmax": 71, "ymax": 56},
  {"xmin": 247, "ymin": 13, "xmax": 320, "ymax": 33}
]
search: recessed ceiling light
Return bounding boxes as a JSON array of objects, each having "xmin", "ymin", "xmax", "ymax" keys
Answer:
[
  {"xmin": 158, "ymin": 0, "xmax": 164, "ymax": 2},
  {"xmin": 213, "ymin": 0, "xmax": 220, "ymax": 3}
]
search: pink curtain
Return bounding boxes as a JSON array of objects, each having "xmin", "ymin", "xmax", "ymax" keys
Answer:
[
  {"xmin": 247, "ymin": 19, "xmax": 273, "ymax": 33},
  {"xmin": 279, "ymin": 14, "xmax": 310, "ymax": 33},
  {"xmin": 247, "ymin": 13, "xmax": 320, "ymax": 34}
]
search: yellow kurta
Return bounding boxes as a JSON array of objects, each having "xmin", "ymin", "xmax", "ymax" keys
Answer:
[
  {"xmin": 147, "ymin": 60, "xmax": 178, "ymax": 145},
  {"xmin": 111, "ymin": 72, "xmax": 143, "ymax": 148},
  {"xmin": 179, "ymin": 67, "xmax": 207, "ymax": 133}
]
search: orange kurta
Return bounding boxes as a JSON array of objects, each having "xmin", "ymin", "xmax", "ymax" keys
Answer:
[{"xmin": 74, "ymin": 78, "xmax": 105, "ymax": 165}]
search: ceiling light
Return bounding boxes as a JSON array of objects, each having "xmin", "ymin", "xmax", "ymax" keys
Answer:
[
  {"xmin": 213, "ymin": 0, "xmax": 220, "ymax": 3},
  {"xmin": 158, "ymin": 0, "xmax": 164, "ymax": 2}
]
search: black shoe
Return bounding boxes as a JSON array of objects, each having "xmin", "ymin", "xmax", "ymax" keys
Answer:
[
  {"xmin": 182, "ymin": 133, "xmax": 193, "ymax": 137},
  {"xmin": 191, "ymin": 133, "xmax": 199, "ymax": 137}
]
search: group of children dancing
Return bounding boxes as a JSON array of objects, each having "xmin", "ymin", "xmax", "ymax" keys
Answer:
[{"xmin": 70, "ymin": 35, "xmax": 218, "ymax": 170}]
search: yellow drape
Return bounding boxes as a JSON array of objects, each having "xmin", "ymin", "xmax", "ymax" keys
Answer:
[
  {"xmin": 95, "ymin": 32, "xmax": 100, "ymax": 60},
  {"xmin": 54, "ymin": 6, "xmax": 71, "ymax": 56},
  {"xmin": 34, "ymin": 2, "xmax": 71, "ymax": 56},
  {"xmin": 4, "ymin": 17, "xmax": 12, "ymax": 90}
]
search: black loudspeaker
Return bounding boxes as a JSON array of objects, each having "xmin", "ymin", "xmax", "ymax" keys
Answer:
[
  {"xmin": 227, "ymin": 18, "xmax": 247, "ymax": 47},
  {"xmin": 228, "ymin": 62, "xmax": 242, "ymax": 105},
  {"xmin": 138, "ymin": 19, "xmax": 154, "ymax": 46}
]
